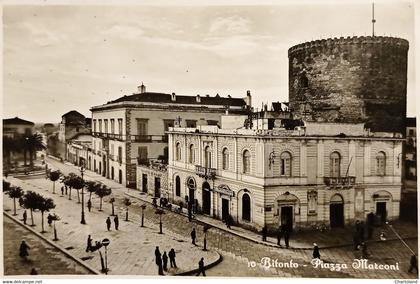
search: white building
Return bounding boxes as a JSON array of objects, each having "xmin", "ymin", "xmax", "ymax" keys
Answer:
[{"xmin": 167, "ymin": 117, "xmax": 403, "ymax": 231}]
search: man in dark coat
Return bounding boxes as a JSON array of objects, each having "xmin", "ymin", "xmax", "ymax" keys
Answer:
[
  {"xmin": 196, "ymin": 257, "xmax": 206, "ymax": 276},
  {"xmin": 19, "ymin": 240, "xmax": 30, "ymax": 259},
  {"xmin": 86, "ymin": 235, "xmax": 92, "ymax": 252},
  {"xmin": 409, "ymin": 254, "xmax": 418, "ymax": 274},
  {"xmin": 23, "ymin": 210, "xmax": 27, "ymax": 225},
  {"xmin": 168, "ymin": 248, "xmax": 177, "ymax": 268},
  {"xmin": 155, "ymin": 246, "xmax": 161, "ymax": 265},
  {"xmin": 312, "ymin": 243, "xmax": 320, "ymax": 259},
  {"xmin": 106, "ymin": 217, "xmax": 111, "ymax": 231},
  {"xmin": 262, "ymin": 226, "xmax": 267, "ymax": 242},
  {"xmin": 191, "ymin": 228, "xmax": 196, "ymax": 245},
  {"xmin": 162, "ymin": 251, "xmax": 168, "ymax": 271},
  {"xmin": 367, "ymin": 212, "xmax": 375, "ymax": 239},
  {"xmin": 226, "ymin": 215, "xmax": 232, "ymax": 229},
  {"xmin": 156, "ymin": 254, "xmax": 164, "ymax": 275},
  {"xmin": 284, "ymin": 225, "xmax": 291, "ymax": 248},
  {"xmin": 114, "ymin": 215, "xmax": 119, "ymax": 230},
  {"xmin": 87, "ymin": 199, "xmax": 92, "ymax": 212}
]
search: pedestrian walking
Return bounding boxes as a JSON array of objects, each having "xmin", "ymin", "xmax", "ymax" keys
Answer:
[
  {"xmin": 23, "ymin": 210, "xmax": 27, "ymax": 225},
  {"xmin": 262, "ymin": 226, "xmax": 267, "ymax": 242},
  {"xmin": 86, "ymin": 235, "xmax": 92, "ymax": 252},
  {"xmin": 409, "ymin": 254, "xmax": 418, "ymax": 274},
  {"xmin": 47, "ymin": 214, "xmax": 53, "ymax": 227},
  {"xmin": 87, "ymin": 199, "xmax": 92, "ymax": 212},
  {"xmin": 191, "ymin": 228, "xmax": 196, "ymax": 245},
  {"xmin": 162, "ymin": 251, "xmax": 168, "ymax": 271},
  {"xmin": 18, "ymin": 197, "xmax": 24, "ymax": 208},
  {"xmin": 106, "ymin": 217, "xmax": 111, "ymax": 231},
  {"xmin": 19, "ymin": 240, "xmax": 30, "ymax": 260},
  {"xmin": 226, "ymin": 215, "xmax": 232, "ymax": 229},
  {"xmin": 156, "ymin": 253, "xmax": 164, "ymax": 275},
  {"xmin": 169, "ymin": 248, "xmax": 177, "ymax": 268},
  {"xmin": 312, "ymin": 243, "xmax": 320, "ymax": 259},
  {"xmin": 196, "ymin": 257, "xmax": 206, "ymax": 276},
  {"xmin": 114, "ymin": 215, "xmax": 119, "ymax": 230},
  {"xmin": 155, "ymin": 246, "xmax": 161, "ymax": 265}
]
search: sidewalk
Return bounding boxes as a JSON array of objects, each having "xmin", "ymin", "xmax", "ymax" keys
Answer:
[
  {"xmin": 4, "ymin": 175, "xmax": 220, "ymax": 276},
  {"xmin": 45, "ymin": 157, "xmax": 418, "ymax": 250}
]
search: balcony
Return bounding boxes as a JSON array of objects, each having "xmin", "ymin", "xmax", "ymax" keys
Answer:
[
  {"xmin": 130, "ymin": 135, "xmax": 168, "ymax": 143},
  {"xmin": 324, "ymin": 176, "xmax": 356, "ymax": 189},
  {"xmin": 92, "ymin": 132, "xmax": 124, "ymax": 141},
  {"xmin": 195, "ymin": 165, "xmax": 216, "ymax": 180},
  {"xmin": 137, "ymin": 158, "xmax": 150, "ymax": 166}
]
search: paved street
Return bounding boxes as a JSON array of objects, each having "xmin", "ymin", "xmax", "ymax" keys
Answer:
[
  {"xmin": 3, "ymin": 170, "xmax": 219, "ymax": 276},
  {"xmin": 5, "ymin": 156, "xmax": 416, "ymax": 279},
  {"xmin": 3, "ymin": 215, "xmax": 92, "ymax": 275}
]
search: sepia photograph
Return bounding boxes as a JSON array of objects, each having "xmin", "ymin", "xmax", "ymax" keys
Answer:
[{"xmin": 1, "ymin": 0, "xmax": 417, "ymax": 281}]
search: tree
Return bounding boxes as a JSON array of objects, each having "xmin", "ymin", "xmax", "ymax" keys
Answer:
[
  {"xmin": 49, "ymin": 170, "xmax": 61, "ymax": 194},
  {"xmin": 85, "ymin": 181, "xmax": 99, "ymax": 202},
  {"xmin": 109, "ymin": 197, "xmax": 116, "ymax": 216},
  {"xmin": 23, "ymin": 191, "xmax": 41, "ymax": 226},
  {"xmin": 124, "ymin": 198, "xmax": 132, "ymax": 221},
  {"xmin": 68, "ymin": 174, "xmax": 84, "ymax": 203},
  {"xmin": 38, "ymin": 196, "xmax": 56, "ymax": 233},
  {"xmin": 24, "ymin": 133, "xmax": 47, "ymax": 167},
  {"xmin": 95, "ymin": 184, "xmax": 112, "ymax": 211},
  {"xmin": 7, "ymin": 186, "xmax": 24, "ymax": 216}
]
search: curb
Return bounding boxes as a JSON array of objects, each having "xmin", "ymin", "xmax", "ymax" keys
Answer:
[
  {"xmin": 124, "ymin": 192, "xmax": 418, "ymax": 251},
  {"xmin": 4, "ymin": 211, "xmax": 101, "ymax": 275},
  {"xmin": 175, "ymin": 252, "xmax": 223, "ymax": 276}
]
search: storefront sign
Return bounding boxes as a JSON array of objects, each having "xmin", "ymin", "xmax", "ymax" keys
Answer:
[{"xmin": 214, "ymin": 185, "xmax": 235, "ymax": 197}]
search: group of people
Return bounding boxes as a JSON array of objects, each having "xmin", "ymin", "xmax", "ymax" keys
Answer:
[
  {"xmin": 260, "ymin": 221, "xmax": 293, "ymax": 248},
  {"xmin": 85, "ymin": 234, "xmax": 103, "ymax": 253},
  {"xmin": 106, "ymin": 215, "xmax": 119, "ymax": 231},
  {"xmin": 154, "ymin": 246, "xmax": 177, "ymax": 275},
  {"xmin": 353, "ymin": 220, "xmax": 370, "ymax": 258}
]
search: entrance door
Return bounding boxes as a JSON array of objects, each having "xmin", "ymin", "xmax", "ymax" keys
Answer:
[
  {"xmin": 142, "ymin": 174, "xmax": 148, "ymax": 193},
  {"xmin": 222, "ymin": 199, "xmax": 229, "ymax": 221},
  {"xmin": 118, "ymin": 170, "xmax": 122, "ymax": 184},
  {"xmin": 103, "ymin": 160, "xmax": 106, "ymax": 177},
  {"xmin": 376, "ymin": 202, "xmax": 387, "ymax": 224},
  {"xmin": 281, "ymin": 206, "xmax": 293, "ymax": 231},
  {"xmin": 154, "ymin": 177, "xmax": 161, "ymax": 198},
  {"xmin": 111, "ymin": 167, "xmax": 114, "ymax": 180},
  {"xmin": 330, "ymin": 194, "xmax": 344, "ymax": 228},
  {"xmin": 202, "ymin": 183, "xmax": 211, "ymax": 215},
  {"xmin": 189, "ymin": 187, "xmax": 195, "ymax": 204},
  {"xmin": 242, "ymin": 194, "xmax": 251, "ymax": 221}
]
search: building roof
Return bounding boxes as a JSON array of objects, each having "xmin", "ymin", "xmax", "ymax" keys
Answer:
[
  {"xmin": 107, "ymin": 92, "xmax": 247, "ymax": 107},
  {"xmin": 3, "ymin": 117, "xmax": 35, "ymax": 126},
  {"xmin": 62, "ymin": 110, "xmax": 86, "ymax": 119}
]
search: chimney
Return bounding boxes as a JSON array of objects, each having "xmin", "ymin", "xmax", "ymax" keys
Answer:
[
  {"xmin": 196, "ymin": 94, "xmax": 201, "ymax": 103},
  {"xmin": 171, "ymin": 92, "xmax": 176, "ymax": 101},
  {"xmin": 137, "ymin": 82, "xmax": 146, "ymax": 94},
  {"xmin": 245, "ymin": 90, "xmax": 252, "ymax": 107}
]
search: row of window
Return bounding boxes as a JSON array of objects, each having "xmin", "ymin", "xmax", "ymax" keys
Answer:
[
  {"xmin": 93, "ymin": 118, "xmax": 123, "ymax": 135},
  {"xmin": 175, "ymin": 143, "xmax": 388, "ymax": 177}
]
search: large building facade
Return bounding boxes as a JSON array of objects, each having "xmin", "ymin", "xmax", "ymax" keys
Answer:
[
  {"xmin": 90, "ymin": 84, "xmax": 251, "ymax": 187},
  {"xmin": 167, "ymin": 120, "xmax": 403, "ymax": 231}
]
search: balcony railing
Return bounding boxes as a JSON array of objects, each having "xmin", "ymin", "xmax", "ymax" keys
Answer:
[
  {"xmin": 195, "ymin": 165, "xmax": 216, "ymax": 180},
  {"xmin": 92, "ymin": 132, "xmax": 124, "ymax": 141},
  {"xmin": 324, "ymin": 176, "xmax": 356, "ymax": 189},
  {"xmin": 130, "ymin": 135, "xmax": 168, "ymax": 143}
]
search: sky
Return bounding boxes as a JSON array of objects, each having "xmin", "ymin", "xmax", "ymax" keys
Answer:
[{"xmin": 2, "ymin": 0, "xmax": 416, "ymax": 123}]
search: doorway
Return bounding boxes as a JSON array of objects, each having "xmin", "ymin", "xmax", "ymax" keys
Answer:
[
  {"xmin": 202, "ymin": 182, "xmax": 211, "ymax": 215},
  {"xmin": 154, "ymin": 177, "xmax": 161, "ymax": 198},
  {"xmin": 376, "ymin": 202, "xmax": 387, "ymax": 224},
  {"xmin": 242, "ymin": 194, "xmax": 251, "ymax": 221},
  {"xmin": 142, "ymin": 174, "xmax": 148, "ymax": 193},
  {"xmin": 222, "ymin": 199, "xmax": 229, "ymax": 221},
  {"xmin": 118, "ymin": 169, "xmax": 122, "ymax": 184},
  {"xmin": 111, "ymin": 167, "xmax": 114, "ymax": 180},
  {"xmin": 281, "ymin": 206, "xmax": 293, "ymax": 230}
]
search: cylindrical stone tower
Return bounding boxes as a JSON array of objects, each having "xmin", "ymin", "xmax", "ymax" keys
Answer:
[{"xmin": 288, "ymin": 36, "xmax": 409, "ymax": 133}]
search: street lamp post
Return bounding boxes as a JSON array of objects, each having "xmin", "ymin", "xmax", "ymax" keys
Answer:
[{"xmin": 80, "ymin": 165, "xmax": 86, "ymax": 224}]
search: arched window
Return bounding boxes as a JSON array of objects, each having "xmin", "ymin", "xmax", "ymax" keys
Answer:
[
  {"xmin": 189, "ymin": 144, "xmax": 195, "ymax": 164},
  {"xmin": 330, "ymin": 152, "xmax": 341, "ymax": 177},
  {"xmin": 280, "ymin": 151, "xmax": 292, "ymax": 176},
  {"xmin": 243, "ymin": 150, "xmax": 251, "ymax": 174},
  {"xmin": 175, "ymin": 142, "xmax": 181, "ymax": 161},
  {"xmin": 242, "ymin": 193, "xmax": 251, "ymax": 221},
  {"xmin": 175, "ymin": 176, "xmax": 181, "ymax": 197},
  {"xmin": 222, "ymin": 148, "xmax": 229, "ymax": 170},
  {"xmin": 204, "ymin": 146, "xmax": 212, "ymax": 168},
  {"xmin": 376, "ymin": 151, "xmax": 386, "ymax": 176}
]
